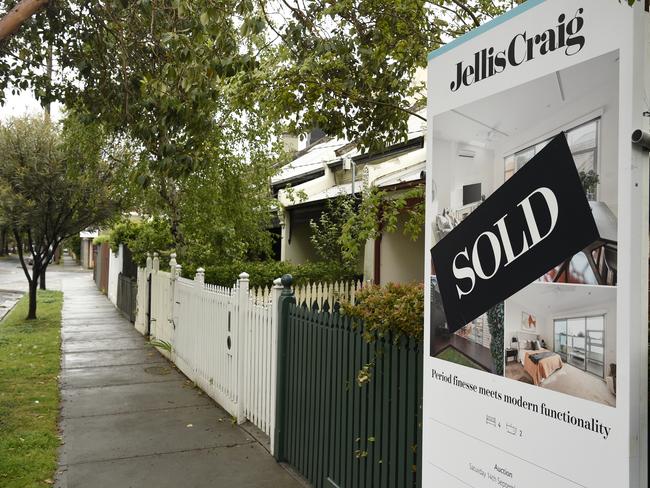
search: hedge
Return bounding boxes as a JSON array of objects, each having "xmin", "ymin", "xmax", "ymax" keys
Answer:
[{"xmin": 181, "ymin": 260, "xmax": 360, "ymax": 289}]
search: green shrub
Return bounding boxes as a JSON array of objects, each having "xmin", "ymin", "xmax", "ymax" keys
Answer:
[
  {"xmin": 108, "ymin": 220, "xmax": 141, "ymax": 253},
  {"xmin": 343, "ymin": 282, "xmax": 424, "ymax": 341},
  {"xmin": 198, "ymin": 261, "xmax": 295, "ymax": 288},
  {"xmin": 298, "ymin": 261, "xmax": 359, "ymax": 283},
  {"xmin": 92, "ymin": 235, "xmax": 110, "ymax": 246},
  {"xmin": 192, "ymin": 260, "xmax": 359, "ymax": 289},
  {"xmin": 108, "ymin": 218, "xmax": 174, "ymax": 267}
]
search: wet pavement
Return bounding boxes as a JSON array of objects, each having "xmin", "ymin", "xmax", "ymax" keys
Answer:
[{"xmin": 54, "ymin": 272, "xmax": 304, "ymax": 488}]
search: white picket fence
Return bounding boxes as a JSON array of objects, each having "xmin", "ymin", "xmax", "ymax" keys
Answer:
[
  {"xmin": 292, "ymin": 279, "xmax": 365, "ymax": 310},
  {"xmin": 134, "ymin": 266, "xmax": 148, "ymax": 335},
  {"xmin": 173, "ymin": 272, "xmax": 244, "ymax": 418},
  {"xmin": 135, "ymin": 253, "xmax": 359, "ymax": 452},
  {"xmin": 242, "ymin": 286, "xmax": 277, "ymax": 436},
  {"xmin": 136, "ymin": 254, "xmax": 282, "ymax": 451}
]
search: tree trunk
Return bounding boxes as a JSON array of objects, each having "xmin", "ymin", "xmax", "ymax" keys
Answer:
[
  {"xmin": 170, "ymin": 215, "xmax": 183, "ymax": 250},
  {"xmin": 39, "ymin": 267, "xmax": 46, "ymax": 290},
  {"xmin": 0, "ymin": 0, "xmax": 49, "ymax": 42},
  {"xmin": 0, "ymin": 227, "xmax": 6, "ymax": 256},
  {"xmin": 43, "ymin": 40, "xmax": 52, "ymax": 121},
  {"xmin": 27, "ymin": 275, "xmax": 38, "ymax": 320}
]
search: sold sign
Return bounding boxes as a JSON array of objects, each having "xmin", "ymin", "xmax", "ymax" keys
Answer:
[{"xmin": 430, "ymin": 132, "xmax": 599, "ymax": 334}]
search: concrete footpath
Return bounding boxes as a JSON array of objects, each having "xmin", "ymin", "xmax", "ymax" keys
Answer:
[
  {"xmin": 56, "ymin": 273, "xmax": 304, "ymax": 488},
  {"xmin": 0, "ymin": 290, "xmax": 23, "ymax": 321}
]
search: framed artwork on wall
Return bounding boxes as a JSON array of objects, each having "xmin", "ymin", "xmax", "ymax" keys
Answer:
[{"xmin": 521, "ymin": 312, "xmax": 537, "ymax": 332}]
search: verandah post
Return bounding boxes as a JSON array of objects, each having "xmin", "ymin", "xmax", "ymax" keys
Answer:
[
  {"xmin": 273, "ymin": 274, "xmax": 295, "ymax": 461},
  {"xmin": 236, "ymin": 271, "xmax": 250, "ymax": 424}
]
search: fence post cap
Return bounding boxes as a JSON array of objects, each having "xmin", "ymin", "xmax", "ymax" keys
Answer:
[
  {"xmin": 239, "ymin": 272, "xmax": 250, "ymax": 280},
  {"xmin": 170, "ymin": 252, "xmax": 177, "ymax": 259},
  {"xmin": 280, "ymin": 274, "xmax": 293, "ymax": 288},
  {"xmin": 153, "ymin": 252, "xmax": 159, "ymax": 257},
  {"xmin": 273, "ymin": 277, "xmax": 282, "ymax": 287},
  {"xmin": 195, "ymin": 267, "xmax": 205, "ymax": 286},
  {"xmin": 176, "ymin": 264, "xmax": 182, "ymax": 272}
]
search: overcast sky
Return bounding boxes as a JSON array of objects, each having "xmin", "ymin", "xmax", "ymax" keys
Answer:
[{"xmin": 0, "ymin": 89, "xmax": 62, "ymax": 123}]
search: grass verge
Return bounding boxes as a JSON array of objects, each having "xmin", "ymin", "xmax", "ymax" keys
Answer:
[{"xmin": 0, "ymin": 290, "xmax": 63, "ymax": 487}]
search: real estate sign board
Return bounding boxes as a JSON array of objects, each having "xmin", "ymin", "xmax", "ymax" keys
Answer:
[{"xmin": 424, "ymin": 1, "xmax": 648, "ymax": 486}]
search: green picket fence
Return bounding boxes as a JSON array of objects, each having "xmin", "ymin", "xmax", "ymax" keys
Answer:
[{"xmin": 275, "ymin": 298, "xmax": 423, "ymax": 488}]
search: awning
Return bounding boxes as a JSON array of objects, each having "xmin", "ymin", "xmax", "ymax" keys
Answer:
[{"xmin": 375, "ymin": 162, "xmax": 426, "ymax": 188}]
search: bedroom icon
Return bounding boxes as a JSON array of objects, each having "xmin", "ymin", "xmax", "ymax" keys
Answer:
[
  {"xmin": 506, "ymin": 424, "xmax": 517, "ymax": 435},
  {"xmin": 486, "ymin": 415, "xmax": 497, "ymax": 427}
]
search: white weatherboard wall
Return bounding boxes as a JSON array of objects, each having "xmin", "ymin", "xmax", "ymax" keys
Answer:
[
  {"xmin": 424, "ymin": 2, "xmax": 648, "ymax": 488},
  {"xmin": 107, "ymin": 244, "xmax": 123, "ymax": 306}
]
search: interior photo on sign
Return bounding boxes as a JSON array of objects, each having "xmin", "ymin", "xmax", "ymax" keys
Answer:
[
  {"xmin": 430, "ymin": 50, "xmax": 619, "ymax": 376},
  {"xmin": 504, "ymin": 282, "xmax": 616, "ymax": 407}
]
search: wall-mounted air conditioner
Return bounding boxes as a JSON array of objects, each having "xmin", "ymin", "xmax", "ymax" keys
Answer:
[{"xmin": 457, "ymin": 147, "xmax": 476, "ymax": 158}]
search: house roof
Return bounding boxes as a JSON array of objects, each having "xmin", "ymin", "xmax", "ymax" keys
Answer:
[
  {"xmin": 272, "ymin": 109, "xmax": 426, "ymax": 189},
  {"xmin": 327, "ymin": 135, "xmax": 424, "ymax": 171},
  {"xmin": 281, "ymin": 144, "xmax": 425, "ymax": 210},
  {"xmin": 271, "ymin": 137, "xmax": 350, "ymax": 188}
]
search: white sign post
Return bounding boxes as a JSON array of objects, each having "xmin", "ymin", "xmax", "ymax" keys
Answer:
[{"xmin": 424, "ymin": 1, "xmax": 648, "ymax": 487}]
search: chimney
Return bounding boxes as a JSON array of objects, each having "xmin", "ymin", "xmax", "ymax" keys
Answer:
[{"xmin": 281, "ymin": 134, "xmax": 299, "ymax": 154}]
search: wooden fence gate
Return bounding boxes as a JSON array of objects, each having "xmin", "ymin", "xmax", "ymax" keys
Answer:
[
  {"xmin": 116, "ymin": 273, "xmax": 137, "ymax": 322},
  {"xmin": 93, "ymin": 242, "xmax": 110, "ymax": 293},
  {"xmin": 116, "ymin": 245, "xmax": 138, "ymax": 322},
  {"xmin": 275, "ymin": 281, "xmax": 423, "ymax": 488}
]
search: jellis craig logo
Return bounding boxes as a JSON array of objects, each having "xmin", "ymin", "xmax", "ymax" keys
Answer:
[{"xmin": 450, "ymin": 8, "xmax": 586, "ymax": 92}]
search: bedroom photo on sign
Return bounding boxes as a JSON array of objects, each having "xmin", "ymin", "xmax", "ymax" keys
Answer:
[{"xmin": 430, "ymin": 50, "xmax": 619, "ymax": 407}]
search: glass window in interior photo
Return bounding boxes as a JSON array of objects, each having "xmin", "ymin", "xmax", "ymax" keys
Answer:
[
  {"xmin": 504, "ymin": 119, "xmax": 600, "ymax": 199},
  {"xmin": 553, "ymin": 314, "xmax": 605, "ymax": 378}
]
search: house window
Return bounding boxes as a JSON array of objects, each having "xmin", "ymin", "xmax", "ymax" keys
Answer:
[{"xmin": 504, "ymin": 119, "xmax": 600, "ymax": 196}]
